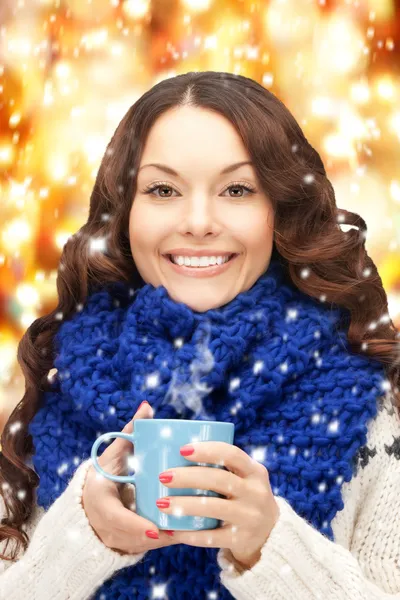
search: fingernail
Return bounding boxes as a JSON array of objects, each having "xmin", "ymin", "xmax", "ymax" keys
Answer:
[
  {"xmin": 146, "ymin": 530, "xmax": 159, "ymax": 539},
  {"xmin": 138, "ymin": 401, "xmax": 150, "ymax": 410},
  {"xmin": 165, "ymin": 530, "xmax": 174, "ymax": 536},
  {"xmin": 156, "ymin": 498, "xmax": 170, "ymax": 508},
  {"xmin": 159, "ymin": 472, "xmax": 174, "ymax": 483},
  {"xmin": 180, "ymin": 445, "xmax": 194, "ymax": 456}
]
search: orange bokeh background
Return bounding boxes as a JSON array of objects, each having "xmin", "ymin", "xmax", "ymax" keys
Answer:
[{"xmin": 1, "ymin": 0, "xmax": 400, "ymax": 433}]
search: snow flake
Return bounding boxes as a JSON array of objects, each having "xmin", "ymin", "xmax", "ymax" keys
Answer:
[
  {"xmin": 168, "ymin": 337, "xmax": 178, "ymax": 352},
  {"xmin": 146, "ymin": 372, "xmax": 160, "ymax": 388},
  {"xmin": 160, "ymin": 426, "xmax": 172, "ymax": 439},
  {"xmin": 9, "ymin": 420, "xmax": 22, "ymax": 434},
  {"xmin": 57, "ymin": 462, "xmax": 69, "ymax": 476},
  {"xmin": 253, "ymin": 360, "xmax": 264, "ymax": 375},
  {"xmin": 286, "ymin": 308, "xmax": 298, "ymax": 321},
  {"xmin": 89, "ymin": 236, "xmax": 107, "ymax": 253},
  {"xmin": 229, "ymin": 377, "xmax": 241, "ymax": 391},
  {"xmin": 151, "ymin": 582, "xmax": 168, "ymax": 599},
  {"xmin": 303, "ymin": 174, "xmax": 315, "ymax": 184},
  {"xmin": 328, "ymin": 419, "xmax": 340, "ymax": 434},
  {"xmin": 311, "ymin": 412, "xmax": 321, "ymax": 424},
  {"xmin": 251, "ymin": 446, "xmax": 266, "ymax": 462}
]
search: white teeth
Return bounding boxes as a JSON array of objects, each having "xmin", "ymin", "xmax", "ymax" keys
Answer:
[{"xmin": 170, "ymin": 255, "xmax": 233, "ymax": 268}]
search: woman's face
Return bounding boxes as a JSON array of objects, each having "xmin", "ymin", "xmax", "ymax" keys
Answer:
[{"xmin": 129, "ymin": 106, "xmax": 275, "ymax": 312}]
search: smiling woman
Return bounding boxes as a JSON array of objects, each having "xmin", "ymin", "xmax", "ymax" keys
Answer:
[
  {"xmin": 129, "ymin": 107, "xmax": 275, "ymax": 311},
  {"xmin": 0, "ymin": 71, "xmax": 399, "ymax": 600}
]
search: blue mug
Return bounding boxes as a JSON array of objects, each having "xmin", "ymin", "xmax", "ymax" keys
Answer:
[{"xmin": 90, "ymin": 418, "xmax": 235, "ymax": 531}]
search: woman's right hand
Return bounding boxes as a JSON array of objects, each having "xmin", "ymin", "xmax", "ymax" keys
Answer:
[{"xmin": 82, "ymin": 401, "xmax": 176, "ymax": 555}]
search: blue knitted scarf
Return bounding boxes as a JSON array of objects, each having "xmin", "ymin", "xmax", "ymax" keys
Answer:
[{"xmin": 29, "ymin": 257, "xmax": 386, "ymax": 599}]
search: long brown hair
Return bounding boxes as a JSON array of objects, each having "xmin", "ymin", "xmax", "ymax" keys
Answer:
[{"xmin": 1, "ymin": 71, "xmax": 399, "ymax": 561}]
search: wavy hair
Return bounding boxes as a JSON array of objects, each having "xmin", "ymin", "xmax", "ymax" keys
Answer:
[{"xmin": 1, "ymin": 71, "xmax": 399, "ymax": 561}]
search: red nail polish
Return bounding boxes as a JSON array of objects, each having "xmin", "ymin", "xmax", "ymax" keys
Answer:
[
  {"xmin": 146, "ymin": 530, "xmax": 159, "ymax": 539},
  {"xmin": 159, "ymin": 472, "xmax": 174, "ymax": 483},
  {"xmin": 180, "ymin": 445, "xmax": 194, "ymax": 456},
  {"xmin": 156, "ymin": 498, "xmax": 170, "ymax": 508}
]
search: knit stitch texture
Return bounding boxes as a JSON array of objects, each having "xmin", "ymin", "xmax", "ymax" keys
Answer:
[{"xmin": 28, "ymin": 257, "xmax": 387, "ymax": 599}]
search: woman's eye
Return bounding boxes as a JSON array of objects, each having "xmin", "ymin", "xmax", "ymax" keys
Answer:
[
  {"xmin": 142, "ymin": 182, "xmax": 257, "ymax": 199},
  {"xmin": 143, "ymin": 184, "xmax": 178, "ymax": 198}
]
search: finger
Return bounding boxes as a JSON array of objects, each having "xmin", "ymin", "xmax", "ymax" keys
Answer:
[
  {"xmin": 98, "ymin": 493, "xmax": 176, "ymax": 549},
  {"xmin": 156, "ymin": 495, "xmax": 243, "ymax": 523},
  {"xmin": 100, "ymin": 401, "xmax": 153, "ymax": 463},
  {"xmin": 180, "ymin": 442, "xmax": 257, "ymax": 479},
  {"xmin": 168, "ymin": 523, "xmax": 229, "ymax": 549},
  {"xmin": 160, "ymin": 465, "xmax": 242, "ymax": 498}
]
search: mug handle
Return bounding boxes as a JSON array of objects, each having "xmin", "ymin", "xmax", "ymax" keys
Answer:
[{"xmin": 91, "ymin": 432, "xmax": 136, "ymax": 484}]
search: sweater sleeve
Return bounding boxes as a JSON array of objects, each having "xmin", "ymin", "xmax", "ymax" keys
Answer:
[
  {"xmin": 0, "ymin": 457, "xmax": 147, "ymax": 600},
  {"xmin": 216, "ymin": 392, "xmax": 400, "ymax": 599}
]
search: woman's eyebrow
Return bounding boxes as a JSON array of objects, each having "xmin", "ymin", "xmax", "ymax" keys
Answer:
[{"xmin": 138, "ymin": 161, "xmax": 254, "ymax": 177}]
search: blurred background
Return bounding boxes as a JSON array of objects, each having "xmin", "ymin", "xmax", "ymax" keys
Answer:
[{"xmin": 1, "ymin": 0, "xmax": 400, "ymax": 434}]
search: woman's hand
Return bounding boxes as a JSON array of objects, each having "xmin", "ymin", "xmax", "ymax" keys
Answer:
[
  {"xmin": 82, "ymin": 401, "xmax": 176, "ymax": 555},
  {"xmin": 155, "ymin": 441, "xmax": 280, "ymax": 569}
]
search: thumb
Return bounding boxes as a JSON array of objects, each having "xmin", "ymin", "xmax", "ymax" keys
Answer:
[{"xmin": 98, "ymin": 401, "xmax": 153, "ymax": 466}]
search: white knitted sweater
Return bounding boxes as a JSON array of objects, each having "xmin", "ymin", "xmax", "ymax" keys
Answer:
[{"xmin": 0, "ymin": 392, "xmax": 399, "ymax": 600}]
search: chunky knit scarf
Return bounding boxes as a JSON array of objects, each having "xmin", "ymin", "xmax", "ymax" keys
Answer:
[{"xmin": 28, "ymin": 257, "xmax": 386, "ymax": 600}]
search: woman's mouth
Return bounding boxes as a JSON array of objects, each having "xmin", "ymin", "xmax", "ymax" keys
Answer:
[{"xmin": 162, "ymin": 253, "xmax": 240, "ymax": 278}]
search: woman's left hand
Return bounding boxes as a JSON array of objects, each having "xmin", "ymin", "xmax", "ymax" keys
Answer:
[{"xmin": 156, "ymin": 441, "xmax": 281, "ymax": 570}]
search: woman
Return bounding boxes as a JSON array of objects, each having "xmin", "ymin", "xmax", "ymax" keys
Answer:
[{"xmin": 0, "ymin": 71, "xmax": 399, "ymax": 599}]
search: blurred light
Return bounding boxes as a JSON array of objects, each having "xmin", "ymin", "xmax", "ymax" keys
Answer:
[
  {"xmin": 323, "ymin": 134, "xmax": 356, "ymax": 159},
  {"xmin": 9, "ymin": 113, "xmax": 21, "ymax": 127},
  {"xmin": 2, "ymin": 218, "xmax": 32, "ymax": 251},
  {"xmin": 367, "ymin": 0, "xmax": 395, "ymax": 21},
  {"xmin": 311, "ymin": 96, "xmax": 336, "ymax": 117},
  {"xmin": 16, "ymin": 284, "xmax": 40, "ymax": 308},
  {"xmin": 48, "ymin": 156, "xmax": 68, "ymax": 181},
  {"xmin": 81, "ymin": 29, "xmax": 108, "ymax": 50},
  {"xmin": 376, "ymin": 77, "xmax": 396, "ymax": 101},
  {"xmin": 390, "ymin": 112, "xmax": 400, "ymax": 138},
  {"xmin": 313, "ymin": 14, "xmax": 365, "ymax": 75},
  {"xmin": 122, "ymin": 0, "xmax": 151, "ymax": 18},
  {"xmin": 43, "ymin": 81, "xmax": 54, "ymax": 105},
  {"xmin": 7, "ymin": 38, "xmax": 32, "ymax": 57},
  {"xmin": 55, "ymin": 61, "xmax": 71, "ymax": 79},
  {"xmin": 182, "ymin": 0, "xmax": 211, "ymax": 11},
  {"xmin": 55, "ymin": 231, "xmax": 73, "ymax": 250},
  {"xmin": 265, "ymin": 0, "xmax": 318, "ymax": 46},
  {"xmin": 390, "ymin": 181, "xmax": 400, "ymax": 204},
  {"xmin": 262, "ymin": 72, "xmax": 274, "ymax": 88},
  {"xmin": 0, "ymin": 145, "xmax": 15, "ymax": 164},
  {"xmin": 83, "ymin": 135, "xmax": 106, "ymax": 164},
  {"xmin": 39, "ymin": 187, "xmax": 49, "ymax": 198},
  {"xmin": 350, "ymin": 82, "xmax": 370, "ymax": 104},
  {"xmin": 20, "ymin": 311, "xmax": 38, "ymax": 329},
  {"xmin": 0, "ymin": 341, "xmax": 17, "ymax": 385}
]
